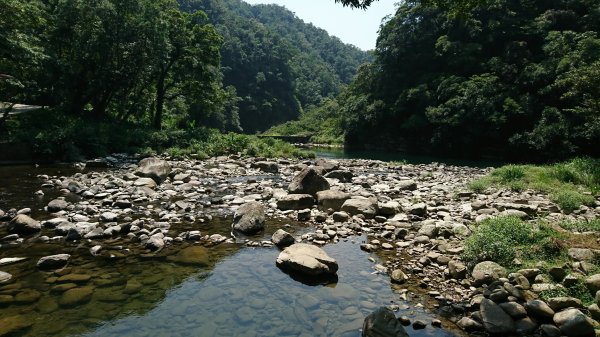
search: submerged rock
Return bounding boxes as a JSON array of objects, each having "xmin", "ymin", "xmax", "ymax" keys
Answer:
[
  {"xmin": 362, "ymin": 307, "xmax": 409, "ymax": 337},
  {"xmin": 276, "ymin": 243, "xmax": 338, "ymax": 277},
  {"xmin": 58, "ymin": 287, "xmax": 93, "ymax": 307},
  {"xmin": 167, "ymin": 246, "xmax": 210, "ymax": 267},
  {"xmin": 0, "ymin": 316, "xmax": 33, "ymax": 336},
  {"xmin": 232, "ymin": 202, "xmax": 265, "ymax": 234}
]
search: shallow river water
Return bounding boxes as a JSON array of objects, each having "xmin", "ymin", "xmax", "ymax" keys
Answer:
[{"xmin": 0, "ymin": 164, "xmax": 463, "ymax": 337}]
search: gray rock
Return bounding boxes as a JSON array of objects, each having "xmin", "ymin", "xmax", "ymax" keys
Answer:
[
  {"xmin": 390, "ymin": 269, "xmax": 408, "ymax": 284},
  {"xmin": 587, "ymin": 303, "xmax": 600, "ymax": 321},
  {"xmin": 276, "ymin": 243, "xmax": 338, "ymax": 277},
  {"xmin": 417, "ymin": 223, "xmax": 438, "ymax": 238},
  {"xmin": 276, "ymin": 194, "xmax": 314, "ymax": 211},
  {"xmin": 314, "ymin": 159, "xmax": 340, "ymax": 174},
  {"xmin": 47, "ymin": 199, "xmax": 68, "ymax": 212},
  {"xmin": 553, "ymin": 308, "xmax": 595, "ymax": 337},
  {"xmin": 37, "ymin": 254, "xmax": 70, "ymax": 270},
  {"xmin": 271, "ymin": 229, "xmax": 295, "ymax": 248},
  {"xmin": 362, "ymin": 307, "xmax": 409, "ymax": 337},
  {"xmin": 407, "ymin": 203, "xmax": 427, "ymax": 216},
  {"xmin": 515, "ymin": 317, "xmax": 538, "ymax": 335},
  {"xmin": 145, "ymin": 234, "xmax": 165, "ymax": 251},
  {"xmin": 8, "ymin": 215, "xmax": 41, "ymax": 234},
  {"xmin": 324, "ymin": 170, "xmax": 353, "ymax": 183},
  {"xmin": 232, "ymin": 202, "xmax": 265, "ymax": 235},
  {"xmin": 100, "ymin": 212, "xmax": 118, "ymax": 222},
  {"xmin": 448, "ymin": 260, "xmax": 467, "ymax": 279},
  {"xmin": 135, "ymin": 157, "xmax": 171, "ymax": 184},
  {"xmin": 585, "ymin": 274, "xmax": 600, "ymax": 294},
  {"xmin": 397, "ymin": 180, "xmax": 417, "ymax": 191},
  {"xmin": 480, "ymin": 298, "xmax": 516, "ymax": 334},
  {"xmin": 0, "ymin": 271, "xmax": 12, "ymax": 283},
  {"xmin": 499, "ymin": 209, "xmax": 528, "ymax": 219},
  {"xmin": 472, "ymin": 261, "xmax": 507, "ymax": 286},
  {"xmin": 547, "ymin": 297, "xmax": 583, "ymax": 311},
  {"xmin": 341, "ymin": 198, "xmax": 378, "ymax": 219},
  {"xmin": 525, "ymin": 300, "xmax": 555, "ymax": 321},
  {"xmin": 252, "ymin": 161, "xmax": 279, "ymax": 173},
  {"xmin": 540, "ymin": 324, "xmax": 562, "ymax": 337},
  {"xmin": 456, "ymin": 317, "xmax": 483, "ymax": 332},
  {"xmin": 499, "ymin": 302, "xmax": 528, "ymax": 319},
  {"xmin": 316, "ymin": 190, "xmax": 350, "ymax": 211},
  {"xmin": 332, "ymin": 211, "xmax": 350, "ymax": 222},
  {"xmin": 133, "ymin": 178, "xmax": 157, "ymax": 189},
  {"xmin": 288, "ymin": 167, "xmax": 330, "ymax": 196},
  {"xmin": 568, "ymin": 248, "xmax": 596, "ymax": 262},
  {"xmin": 66, "ymin": 222, "xmax": 97, "ymax": 241},
  {"xmin": 379, "ymin": 201, "xmax": 400, "ymax": 216}
]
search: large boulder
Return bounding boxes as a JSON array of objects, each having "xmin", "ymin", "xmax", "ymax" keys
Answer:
[
  {"xmin": 362, "ymin": 307, "xmax": 409, "ymax": 337},
  {"xmin": 288, "ymin": 167, "xmax": 330, "ymax": 196},
  {"xmin": 271, "ymin": 229, "xmax": 295, "ymax": 248},
  {"xmin": 276, "ymin": 194, "xmax": 314, "ymax": 211},
  {"xmin": 8, "ymin": 215, "xmax": 41, "ymax": 235},
  {"xmin": 135, "ymin": 157, "xmax": 171, "ymax": 184},
  {"xmin": 585, "ymin": 274, "xmax": 600, "ymax": 294},
  {"xmin": 472, "ymin": 261, "xmax": 507, "ymax": 286},
  {"xmin": 47, "ymin": 199, "xmax": 68, "ymax": 212},
  {"xmin": 314, "ymin": 159, "xmax": 340, "ymax": 174},
  {"xmin": 341, "ymin": 197, "xmax": 378, "ymax": 219},
  {"xmin": 37, "ymin": 254, "xmax": 70, "ymax": 270},
  {"xmin": 480, "ymin": 298, "xmax": 516, "ymax": 335},
  {"xmin": 553, "ymin": 309, "xmax": 595, "ymax": 337},
  {"xmin": 316, "ymin": 190, "xmax": 350, "ymax": 211},
  {"xmin": 232, "ymin": 202, "xmax": 265, "ymax": 234},
  {"xmin": 276, "ymin": 243, "xmax": 338, "ymax": 277}
]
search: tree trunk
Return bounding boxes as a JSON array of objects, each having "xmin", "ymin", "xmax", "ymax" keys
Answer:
[{"xmin": 154, "ymin": 75, "xmax": 166, "ymax": 130}]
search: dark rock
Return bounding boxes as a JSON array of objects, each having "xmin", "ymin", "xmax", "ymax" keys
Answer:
[
  {"xmin": 316, "ymin": 190, "xmax": 350, "ymax": 211},
  {"xmin": 276, "ymin": 194, "xmax": 314, "ymax": 211},
  {"xmin": 362, "ymin": 307, "xmax": 409, "ymax": 337},
  {"xmin": 325, "ymin": 170, "xmax": 353, "ymax": 183},
  {"xmin": 479, "ymin": 298, "xmax": 516, "ymax": 335},
  {"xmin": 553, "ymin": 308, "xmax": 595, "ymax": 337},
  {"xmin": 37, "ymin": 254, "xmax": 70, "ymax": 270},
  {"xmin": 252, "ymin": 161, "xmax": 279, "ymax": 173},
  {"xmin": 288, "ymin": 167, "xmax": 330, "ymax": 196},
  {"xmin": 8, "ymin": 215, "xmax": 41, "ymax": 235},
  {"xmin": 525, "ymin": 300, "xmax": 555, "ymax": 321},
  {"xmin": 47, "ymin": 199, "xmax": 68, "ymax": 212}
]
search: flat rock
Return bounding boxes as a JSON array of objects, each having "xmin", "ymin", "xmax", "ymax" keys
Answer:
[
  {"xmin": 58, "ymin": 287, "xmax": 93, "ymax": 307},
  {"xmin": 316, "ymin": 190, "xmax": 350, "ymax": 211},
  {"xmin": 0, "ymin": 271, "xmax": 12, "ymax": 283},
  {"xmin": 0, "ymin": 316, "xmax": 33, "ymax": 336},
  {"xmin": 47, "ymin": 199, "xmax": 68, "ymax": 212},
  {"xmin": 276, "ymin": 243, "xmax": 338, "ymax": 277},
  {"xmin": 341, "ymin": 198, "xmax": 378, "ymax": 219},
  {"xmin": 525, "ymin": 300, "xmax": 555, "ymax": 321},
  {"xmin": 37, "ymin": 254, "xmax": 70, "ymax": 271},
  {"xmin": 276, "ymin": 194, "xmax": 314, "ymax": 211}
]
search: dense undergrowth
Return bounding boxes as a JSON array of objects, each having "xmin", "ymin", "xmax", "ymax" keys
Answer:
[
  {"xmin": 3, "ymin": 110, "xmax": 313, "ymax": 161},
  {"xmin": 469, "ymin": 158, "xmax": 600, "ymax": 212}
]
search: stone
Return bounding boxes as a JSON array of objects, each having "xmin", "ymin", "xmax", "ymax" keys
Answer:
[
  {"xmin": 569, "ymin": 248, "xmax": 596, "ymax": 262},
  {"xmin": 298, "ymin": 209, "xmax": 311, "ymax": 221},
  {"xmin": 587, "ymin": 303, "xmax": 600, "ymax": 321},
  {"xmin": 397, "ymin": 180, "xmax": 417, "ymax": 191},
  {"xmin": 252, "ymin": 161, "xmax": 279, "ymax": 173},
  {"xmin": 276, "ymin": 243, "xmax": 338, "ymax": 277},
  {"xmin": 596, "ymin": 290, "xmax": 600, "ymax": 305},
  {"xmin": 276, "ymin": 194, "xmax": 314, "ymax": 211},
  {"xmin": 448, "ymin": 260, "xmax": 467, "ymax": 279},
  {"xmin": 332, "ymin": 212, "xmax": 350, "ymax": 222},
  {"xmin": 362, "ymin": 307, "xmax": 409, "ymax": 337},
  {"xmin": 547, "ymin": 297, "xmax": 583, "ymax": 311},
  {"xmin": 315, "ymin": 159, "xmax": 340, "ymax": 173},
  {"xmin": 479, "ymin": 298, "xmax": 516, "ymax": 334},
  {"xmin": 324, "ymin": 170, "xmax": 353, "ymax": 183},
  {"xmin": 100, "ymin": 212, "xmax": 118, "ymax": 222},
  {"xmin": 585, "ymin": 274, "xmax": 600, "ymax": 294},
  {"xmin": 379, "ymin": 201, "xmax": 400, "ymax": 216},
  {"xmin": 548, "ymin": 267, "xmax": 568, "ymax": 281},
  {"xmin": 499, "ymin": 302, "xmax": 528, "ymax": 319},
  {"xmin": 167, "ymin": 246, "xmax": 210, "ymax": 267},
  {"xmin": 553, "ymin": 308, "xmax": 595, "ymax": 337},
  {"xmin": 456, "ymin": 317, "xmax": 483, "ymax": 332},
  {"xmin": 417, "ymin": 223, "xmax": 438, "ymax": 238},
  {"xmin": 271, "ymin": 229, "xmax": 295, "ymax": 248},
  {"xmin": 135, "ymin": 157, "xmax": 171, "ymax": 184},
  {"xmin": 0, "ymin": 316, "xmax": 33, "ymax": 336},
  {"xmin": 540, "ymin": 324, "xmax": 562, "ymax": 337},
  {"xmin": 390, "ymin": 269, "xmax": 408, "ymax": 284},
  {"xmin": 145, "ymin": 233, "xmax": 165, "ymax": 251},
  {"xmin": 316, "ymin": 190, "xmax": 350, "ymax": 211},
  {"xmin": 0, "ymin": 271, "xmax": 12, "ymax": 283},
  {"xmin": 341, "ymin": 198, "xmax": 378, "ymax": 219},
  {"xmin": 515, "ymin": 317, "xmax": 538, "ymax": 335},
  {"xmin": 288, "ymin": 167, "xmax": 330, "ymax": 196},
  {"xmin": 37, "ymin": 254, "xmax": 70, "ymax": 270},
  {"xmin": 8, "ymin": 214, "xmax": 41, "ymax": 234},
  {"xmin": 56, "ymin": 274, "xmax": 91, "ymax": 284},
  {"xmin": 133, "ymin": 178, "xmax": 157, "ymax": 189},
  {"xmin": 232, "ymin": 202, "xmax": 265, "ymax": 234},
  {"xmin": 407, "ymin": 203, "xmax": 427, "ymax": 216},
  {"xmin": 58, "ymin": 287, "xmax": 93, "ymax": 307},
  {"xmin": 472, "ymin": 261, "xmax": 507, "ymax": 286},
  {"xmin": 525, "ymin": 300, "xmax": 555, "ymax": 321},
  {"xmin": 47, "ymin": 199, "xmax": 68, "ymax": 212},
  {"xmin": 14, "ymin": 289, "xmax": 41, "ymax": 304}
]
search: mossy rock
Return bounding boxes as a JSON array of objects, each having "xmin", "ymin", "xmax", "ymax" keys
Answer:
[
  {"xmin": 0, "ymin": 315, "xmax": 33, "ymax": 336},
  {"xmin": 58, "ymin": 287, "xmax": 93, "ymax": 307},
  {"xmin": 167, "ymin": 246, "xmax": 210, "ymax": 267}
]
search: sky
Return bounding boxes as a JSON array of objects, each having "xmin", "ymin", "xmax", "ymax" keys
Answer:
[{"xmin": 242, "ymin": 0, "xmax": 398, "ymax": 50}]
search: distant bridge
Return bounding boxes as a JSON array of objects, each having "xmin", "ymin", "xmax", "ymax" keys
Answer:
[{"xmin": 258, "ymin": 135, "xmax": 311, "ymax": 144}]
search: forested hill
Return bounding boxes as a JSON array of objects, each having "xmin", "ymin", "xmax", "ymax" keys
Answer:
[
  {"xmin": 179, "ymin": 0, "xmax": 372, "ymax": 133},
  {"xmin": 338, "ymin": 0, "xmax": 600, "ymax": 160}
]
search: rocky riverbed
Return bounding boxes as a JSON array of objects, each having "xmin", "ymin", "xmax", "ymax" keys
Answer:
[{"xmin": 1, "ymin": 154, "xmax": 599, "ymax": 337}]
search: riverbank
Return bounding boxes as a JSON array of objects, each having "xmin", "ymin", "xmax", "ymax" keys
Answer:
[{"xmin": 1, "ymin": 155, "xmax": 599, "ymax": 336}]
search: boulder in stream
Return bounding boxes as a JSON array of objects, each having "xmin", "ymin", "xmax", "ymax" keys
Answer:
[
  {"xmin": 289, "ymin": 167, "xmax": 330, "ymax": 196},
  {"xmin": 232, "ymin": 202, "xmax": 265, "ymax": 234},
  {"xmin": 362, "ymin": 307, "xmax": 409, "ymax": 337},
  {"xmin": 276, "ymin": 243, "xmax": 338, "ymax": 278}
]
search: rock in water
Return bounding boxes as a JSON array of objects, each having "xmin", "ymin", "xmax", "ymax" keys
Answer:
[
  {"xmin": 288, "ymin": 167, "xmax": 330, "ymax": 196},
  {"xmin": 167, "ymin": 246, "xmax": 210, "ymax": 266},
  {"xmin": 232, "ymin": 202, "xmax": 265, "ymax": 234},
  {"xmin": 362, "ymin": 307, "xmax": 409, "ymax": 337},
  {"xmin": 58, "ymin": 287, "xmax": 93, "ymax": 307},
  {"xmin": 37, "ymin": 254, "xmax": 71, "ymax": 270},
  {"xmin": 276, "ymin": 243, "xmax": 338, "ymax": 277},
  {"xmin": 480, "ymin": 298, "xmax": 516, "ymax": 335},
  {"xmin": 0, "ymin": 271, "xmax": 12, "ymax": 283},
  {"xmin": 134, "ymin": 157, "xmax": 171, "ymax": 184},
  {"xmin": 0, "ymin": 316, "xmax": 33, "ymax": 336},
  {"xmin": 8, "ymin": 214, "xmax": 41, "ymax": 234},
  {"xmin": 271, "ymin": 229, "xmax": 295, "ymax": 248}
]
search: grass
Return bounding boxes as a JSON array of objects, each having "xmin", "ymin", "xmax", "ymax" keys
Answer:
[
  {"xmin": 560, "ymin": 219, "xmax": 600, "ymax": 232},
  {"xmin": 468, "ymin": 158, "xmax": 600, "ymax": 212},
  {"xmin": 539, "ymin": 280, "xmax": 597, "ymax": 306},
  {"xmin": 462, "ymin": 216, "xmax": 565, "ymax": 268}
]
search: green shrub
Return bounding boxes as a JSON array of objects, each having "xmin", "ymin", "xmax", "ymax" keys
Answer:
[
  {"xmin": 492, "ymin": 165, "xmax": 526, "ymax": 183},
  {"xmin": 551, "ymin": 190, "xmax": 594, "ymax": 213},
  {"xmin": 560, "ymin": 219, "xmax": 600, "ymax": 232},
  {"xmin": 468, "ymin": 178, "xmax": 491, "ymax": 193}
]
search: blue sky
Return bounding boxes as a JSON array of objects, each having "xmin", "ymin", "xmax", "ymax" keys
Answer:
[{"xmin": 242, "ymin": 0, "xmax": 398, "ymax": 50}]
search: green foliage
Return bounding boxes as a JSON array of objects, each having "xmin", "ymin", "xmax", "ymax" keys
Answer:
[
  {"xmin": 462, "ymin": 217, "xmax": 562, "ymax": 267},
  {"xmin": 469, "ymin": 159, "xmax": 599, "ymax": 212},
  {"xmin": 339, "ymin": 0, "xmax": 600, "ymax": 160},
  {"xmin": 560, "ymin": 219, "xmax": 600, "ymax": 233},
  {"xmin": 264, "ymin": 99, "xmax": 344, "ymax": 144},
  {"xmin": 539, "ymin": 280, "xmax": 596, "ymax": 307}
]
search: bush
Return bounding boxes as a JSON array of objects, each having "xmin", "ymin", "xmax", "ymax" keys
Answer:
[
  {"xmin": 492, "ymin": 165, "xmax": 526, "ymax": 183},
  {"xmin": 462, "ymin": 217, "xmax": 561, "ymax": 267}
]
